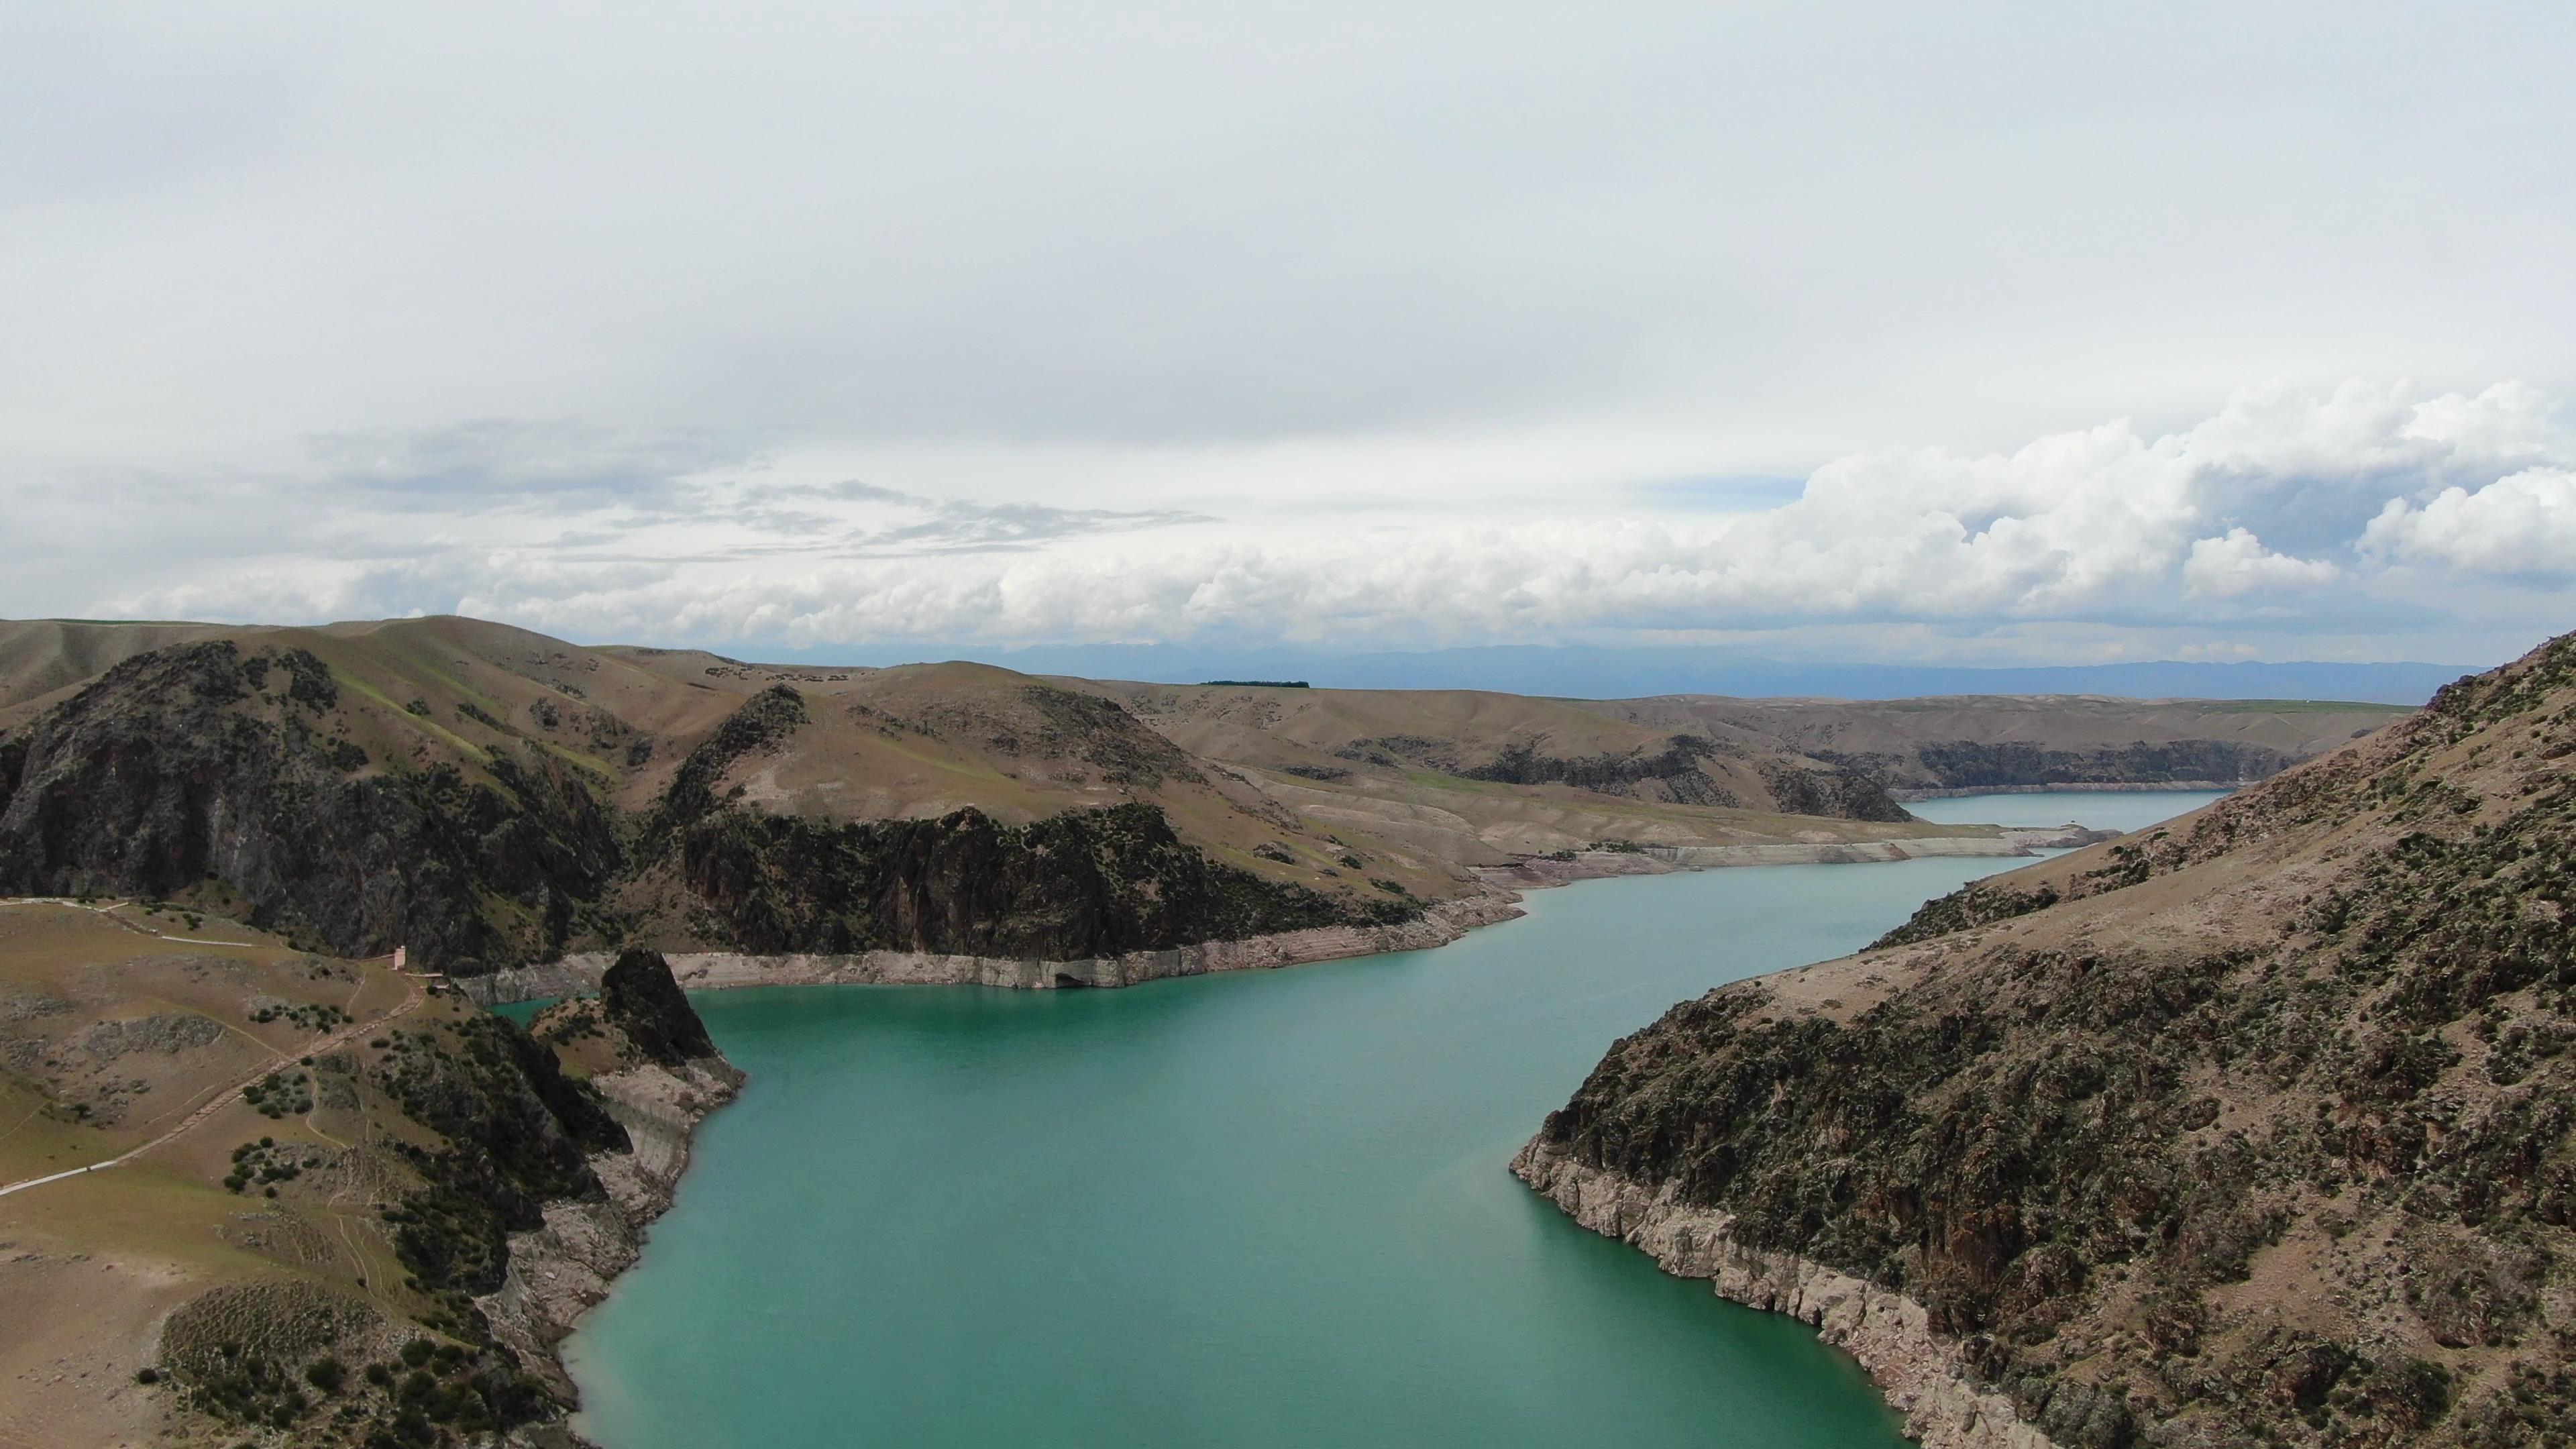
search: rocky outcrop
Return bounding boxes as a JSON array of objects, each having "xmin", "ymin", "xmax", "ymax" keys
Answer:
[
  {"xmin": 0, "ymin": 641, "xmax": 620, "ymax": 970},
  {"xmin": 1458, "ymin": 734, "xmax": 1739, "ymax": 805},
  {"xmin": 1360, "ymin": 730, "xmax": 1915, "ymax": 822},
  {"xmin": 655, "ymin": 684, "xmax": 809, "ymax": 830},
  {"xmin": 474, "ymin": 951, "xmax": 743, "ymax": 1397},
  {"xmin": 1758, "ymin": 761, "xmax": 1917, "ymax": 823},
  {"xmin": 475, "ymin": 1052, "xmax": 742, "ymax": 1393},
  {"xmin": 600, "ymin": 947, "xmax": 719, "ymax": 1064},
  {"xmin": 465, "ymin": 828, "xmax": 2124, "ymax": 1004},
  {"xmin": 1517, "ymin": 629, "xmax": 2576, "ymax": 1449},
  {"xmin": 676, "ymin": 800, "xmax": 1412, "ymax": 959}
]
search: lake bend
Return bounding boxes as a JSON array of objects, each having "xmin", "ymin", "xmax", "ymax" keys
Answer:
[{"xmin": 550, "ymin": 791, "xmax": 2226, "ymax": 1448}]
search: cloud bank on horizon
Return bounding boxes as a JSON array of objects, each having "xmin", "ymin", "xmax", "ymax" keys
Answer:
[{"xmin": 5, "ymin": 3, "xmax": 2573, "ymax": 667}]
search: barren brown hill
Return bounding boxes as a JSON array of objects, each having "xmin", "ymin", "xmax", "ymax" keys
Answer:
[
  {"xmin": 1517, "ymin": 630, "xmax": 2576, "ymax": 1448},
  {"xmin": 1580, "ymin": 692, "xmax": 2410, "ymax": 798},
  {"xmin": 0, "ymin": 616, "xmax": 2045, "ymax": 979}
]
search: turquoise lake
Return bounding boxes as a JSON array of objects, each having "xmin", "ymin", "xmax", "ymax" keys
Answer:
[{"xmin": 557, "ymin": 791, "xmax": 2224, "ymax": 1448}]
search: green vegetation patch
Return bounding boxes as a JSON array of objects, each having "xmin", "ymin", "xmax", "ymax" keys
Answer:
[{"xmin": 241, "ymin": 1070, "xmax": 315, "ymax": 1118}]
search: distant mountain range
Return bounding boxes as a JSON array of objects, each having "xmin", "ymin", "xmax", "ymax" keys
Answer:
[{"xmin": 753, "ymin": 641, "xmax": 2483, "ymax": 706}]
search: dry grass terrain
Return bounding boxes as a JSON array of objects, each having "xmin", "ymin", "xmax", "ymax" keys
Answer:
[
  {"xmin": 1, "ymin": 898, "xmax": 731, "ymax": 1447},
  {"xmin": 0, "ymin": 902, "xmax": 425, "ymax": 1447},
  {"xmin": 0, "ymin": 616, "xmax": 2081, "ymax": 983},
  {"xmin": 1525, "ymin": 630, "xmax": 2576, "ymax": 1448}
]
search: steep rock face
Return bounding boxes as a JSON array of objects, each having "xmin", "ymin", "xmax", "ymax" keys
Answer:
[
  {"xmin": 376, "ymin": 1013, "xmax": 632, "ymax": 1316},
  {"xmin": 1759, "ymin": 761, "xmax": 1917, "ymax": 822},
  {"xmin": 1522, "ymin": 631, "xmax": 2576, "ymax": 1449},
  {"xmin": 677, "ymin": 799, "xmax": 1408, "ymax": 959},
  {"xmin": 0, "ymin": 641, "xmax": 621, "ymax": 971},
  {"xmin": 1823, "ymin": 739, "xmax": 2297, "ymax": 795},
  {"xmin": 479, "ymin": 975, "xmax": 743, "ymax": 1394},
  {"xmin": 150, "ymin": 996, "xmax": 730, "ymax": 1446},
  {"xmin": 0, "ymin": 644, "xmax": 1400, "ymax": 977},
  {"xmin": 600, "ymin": 947, "xmax": 719, "ymax": 1064}
]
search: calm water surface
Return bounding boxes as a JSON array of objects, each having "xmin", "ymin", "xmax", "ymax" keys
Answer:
[
  {"xmin": 561, "ymin": 792, "xmax": 2219, "ymax": 1448},
  {"xmin": 1904, "ymin": 788, "xmax": 2228, "ymax": 833}
]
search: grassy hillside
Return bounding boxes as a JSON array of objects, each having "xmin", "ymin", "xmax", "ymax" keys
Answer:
[
  {"xmin": 0, "ymin": 616, "xmax": 2047, "ymax": 975},
  {"xmin": 0, "ymin": 900, "xmax": 734, "ymax": 1446},
  {"xmin": 1521, "ymin": 631, "xmax": 2576, "ymax": 1448}
]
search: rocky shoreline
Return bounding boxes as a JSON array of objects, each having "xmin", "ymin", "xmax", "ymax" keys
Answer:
[
  {"xmin": 442, "ymin": 821, "xmax": 2117, "ymax": 1441},
  {"xmin": 476, "ymin": 1051, "xmax": 746, "ymax": 1409},
  {"xmin": 1510, "ymin": 1140, "xmax": 2058, "ymax": 1449},
  {"xmin": 464, "ymin": 953, "xmax": 751, "ymax": 1442},
  {"xmin": 464, "ymin": 828, "xmax": 2108, "ymax": 1006}
]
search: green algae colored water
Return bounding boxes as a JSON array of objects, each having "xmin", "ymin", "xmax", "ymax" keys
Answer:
[{"xmin": 561, "ymin": 792, "xmax": 2223, "ymax": 1448}]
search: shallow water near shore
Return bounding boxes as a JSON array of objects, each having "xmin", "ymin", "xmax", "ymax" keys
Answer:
[{"xmin": 560, "ymin": 792, "xmax": 2222, "ymax": 1448}]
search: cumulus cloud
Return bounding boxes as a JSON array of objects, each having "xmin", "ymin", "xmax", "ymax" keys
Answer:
[
  {"xmin": 71, "ymin": 380, "xmax": 2572, "ymax": 664},
  {"xmin": 2182, "ymin": 530, "xmax": 2339, "ymax": 599},
  {"xmin": 9, "ymin": 9, "xmax": 2575, "ymax": 671},
  {"xmin": 2362, "ymin": 468, "xmax": 2576, "ymax": 576}
]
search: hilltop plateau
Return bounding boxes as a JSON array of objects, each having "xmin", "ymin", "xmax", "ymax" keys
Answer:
[{"xmin": 1518, "ymin": 630, "xmax": 2576, "ymax": 1448}]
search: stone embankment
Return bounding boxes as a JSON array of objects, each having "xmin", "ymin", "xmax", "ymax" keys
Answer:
[
  {"xmin": 1511, "ymin": 1140, "xmax": 2057, "ymax": 1449},
  {"xmin": 462, "ymin": 827, "xmax": 2112, "ymax": 1006}
]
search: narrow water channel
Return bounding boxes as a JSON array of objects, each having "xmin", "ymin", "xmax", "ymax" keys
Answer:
[{"xmin": 559, "ymin": 792, "xmax": 2224, "ymax": 1448}]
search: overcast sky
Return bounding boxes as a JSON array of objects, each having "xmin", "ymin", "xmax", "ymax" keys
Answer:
[{"xmin": 7, "ymin": 2, "xmax": 2575, "ymax": 666}]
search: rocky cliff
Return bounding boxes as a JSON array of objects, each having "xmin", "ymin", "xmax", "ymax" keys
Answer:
[
  {"xmin": 675, "ymin": 796, "xmax": 1408, "ymax": 959},
  {"xmin": 0, "ymin": 641, "xmax": 620, "ymax": 970},
  {"xmin": 477, "ymin": 951, "xmax": 744, "ymax": 1399},
  {"xmin": 0, "ymin": 641, "xmax": 1411, "ymax": 977},
  {"xmin": 1519, "ymin": 631, "xmax": 2576, "ymax": 1449},
  {"xmin": 1821, "ymin": 738, "xmax": 2300, "ymax": 796}
]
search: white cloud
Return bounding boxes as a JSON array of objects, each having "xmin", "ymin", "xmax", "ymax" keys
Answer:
[
  {"xmin": 2182, "ymin": 529, "xmax": 2339, "ymax": 599},
  {"xmin": 75, "ymin": 380, "xmax": 2572, "ymax": 663},
  {"xmin": 7, "ymin": 7, "xmax": 2576, "ymax": 670},
  {"xmin": 2362, "ymin": 468, "xmax": 2576, "ymax": 577}
]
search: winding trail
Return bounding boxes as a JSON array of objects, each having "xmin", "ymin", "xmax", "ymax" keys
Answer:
[{"xmin": 0, "ymin": 900, "xmax": 427, "ymax": 1200}]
